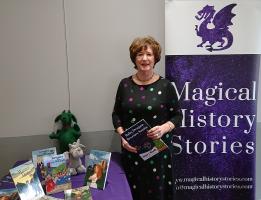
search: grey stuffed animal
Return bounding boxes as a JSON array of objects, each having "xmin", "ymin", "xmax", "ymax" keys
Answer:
[{"xmin": 64, "ymin": 139, "xmax": 86, "ymax": 175}]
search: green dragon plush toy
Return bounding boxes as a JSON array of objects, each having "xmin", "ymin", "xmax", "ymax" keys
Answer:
[{"xmin": 49, "ymin": 110, "xmax": 81, "ymax": 153}]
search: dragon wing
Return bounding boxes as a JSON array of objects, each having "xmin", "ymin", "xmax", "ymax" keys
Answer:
[{"xmin": 213, "ymin": 3, "xmax": 237, "ymax": 29}]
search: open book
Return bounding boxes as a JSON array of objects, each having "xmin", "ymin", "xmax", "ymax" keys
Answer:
[{"xmin": 121, "ymin": 119, "xmax": 168, "ymax": 160}]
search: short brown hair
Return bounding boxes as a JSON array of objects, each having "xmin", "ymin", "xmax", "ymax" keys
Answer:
[{"xmin": 129, "ymin": 36, "xmax": 161, "ymax": 68}]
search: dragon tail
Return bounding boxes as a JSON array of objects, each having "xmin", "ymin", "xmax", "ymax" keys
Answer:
[{"xmin": 208, "ymin": 31, "xmax": 233, "ymax": 52}]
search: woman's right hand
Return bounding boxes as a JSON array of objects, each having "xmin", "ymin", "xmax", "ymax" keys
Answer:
[{"xmin": 121, "ymin": 138, "xmax": 137, "ymax": 153}]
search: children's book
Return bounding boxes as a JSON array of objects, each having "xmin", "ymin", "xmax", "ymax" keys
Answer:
[
  {"xmin": 32, "ymin": 147, "xmax": 57, "ymax": 183},
  {"xmin": 64, "ymin": 186, "xmax": 93, "ymax": 200},
  {"xmin": 9, "ymin": 160, "xmax": 45, "ymax": 200},
  {"xmin": 43, "ymin": 154, "xmax": 71, "ymax": 194},
  {"xmin": 84, "ymin": 150, "xmax": 111, "ymax": 190},
  {"xmin": 121, "ymin": 119, "xmax": 168, "ymax": 160},
  {"xmin": 0, "ymin": 188, "xmax": 19, "ymax": 200}
]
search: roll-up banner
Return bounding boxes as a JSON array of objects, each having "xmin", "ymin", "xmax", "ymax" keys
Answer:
[{"xmin": 165, "ymin": 1, "xmax": 261, "ymax": 199}]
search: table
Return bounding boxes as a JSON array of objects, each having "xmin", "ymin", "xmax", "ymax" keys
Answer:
[{"xmin": 0, "ymin": 152, "xmax": 133, "ymax": 200}]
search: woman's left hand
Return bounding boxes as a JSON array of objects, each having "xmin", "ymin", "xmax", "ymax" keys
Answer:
[{"xmin": 147, "ymin": 124, "xmax": 169, "ymax": 140}]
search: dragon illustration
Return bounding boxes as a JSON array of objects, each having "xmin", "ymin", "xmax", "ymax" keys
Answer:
[{"xmin": 195, "ymin": 4, "xmax": 237, "ymax": 52}]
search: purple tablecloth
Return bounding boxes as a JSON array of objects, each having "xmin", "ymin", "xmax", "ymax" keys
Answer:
[{"xmin": 0, "ymin": 152, "xmax": 133, "ymax": 200}]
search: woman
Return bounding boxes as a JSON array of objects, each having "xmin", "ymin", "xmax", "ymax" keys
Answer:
[{"xmin": 112, "ymin": 36, "xmax": 182, "ymax": 200}]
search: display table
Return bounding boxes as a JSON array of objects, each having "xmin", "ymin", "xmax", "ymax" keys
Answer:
[{"xmin": 0, "ymin": 152, "xmax": 133, "ymax": 200}]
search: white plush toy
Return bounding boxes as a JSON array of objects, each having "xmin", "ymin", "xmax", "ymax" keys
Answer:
[{"xmin": 64, "ymin": 139, "xmax": 86, "ymax": 175}]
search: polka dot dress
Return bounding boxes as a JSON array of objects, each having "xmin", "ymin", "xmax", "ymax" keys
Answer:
[{"xmin": 112, "ymin": 76, "xmax": 182, "ymax": 200}]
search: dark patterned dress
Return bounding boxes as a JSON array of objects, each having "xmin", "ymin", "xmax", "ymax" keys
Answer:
[{"xmin": 112, "ymin": 76, "xmax": 182, "ymax": 200}]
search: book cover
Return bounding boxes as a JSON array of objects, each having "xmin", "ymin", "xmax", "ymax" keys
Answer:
[
  {"xmin": 64, "ymin": 186, "xmax": 93, "ymax": 200},
  {"xmin": 9, "ymin": 160, "xmax": 45, "ymax": 200},
  {"xmin": 84, "ymin": 150, "xmax": 111, "ymax": 190},
  {"xmin": 121, "ymin": 119, "xmax": 168, "ymax": 160},
  {"xmin": 0, "ymin": 188, "xmax": 19, "ymax": 200},
  {"xmin": 43, "ymin": 154, "xmax": 71, "ymax": 194},
  {"xmin": 32, "ymin": 147, "xmax": 57, "ymax": 183}
]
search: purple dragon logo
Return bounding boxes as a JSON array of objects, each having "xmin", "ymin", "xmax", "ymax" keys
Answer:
[{"xmin": 195, "ymin": 4, "xmax": 237, "ymax": 52}]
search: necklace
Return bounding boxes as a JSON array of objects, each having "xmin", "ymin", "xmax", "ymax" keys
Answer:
[{"xmin": 135, "ymin": 73, "xmax": 154, "ymax": 82}]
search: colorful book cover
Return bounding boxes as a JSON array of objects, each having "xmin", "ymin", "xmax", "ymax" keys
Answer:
[
  {"xmin": 9, "ymin": 160, "xmax": 45, "ymax": 200},
  {"xmin": 32, "ymin": 147, "xmax": 57, "ymax": 183},
  {"xmin": 43, "ymin": 154, "xmax": 71, "ymax": 194},
  {"xmin": 0, "ymin": 188, "xmax": 19, "ymax": 200},
  {"xmin": 84, "ymin": 150, "xmax": 111, "ymax": 190},
  {"xmin": 121, "ymin": 119, "xmax": 168, "ymax": 160},
  {"xmin": 64, "ymin": 186, "xmax": 93, "ymax": 200}
]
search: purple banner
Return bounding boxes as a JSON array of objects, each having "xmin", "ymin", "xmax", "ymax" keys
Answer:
[{"xmin": 166, "ymin": 54, "xmax": 260, "ymax": 200}]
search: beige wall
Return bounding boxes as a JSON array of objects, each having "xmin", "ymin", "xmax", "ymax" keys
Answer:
[{"xmin": 0, "ymin": 0, "xmax": 164, "ymax": 138}]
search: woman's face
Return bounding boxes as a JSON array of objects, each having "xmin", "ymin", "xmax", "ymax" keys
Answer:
[{"xmin": 135, "ymin": 46, "xmax": 155, "ymax": 72}]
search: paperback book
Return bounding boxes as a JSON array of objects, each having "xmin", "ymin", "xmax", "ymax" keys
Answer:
[
  {"xmin": 43, "ymin": 154, "xmax": 71, "ymax": 194},
  {"xmin": 84, "ymin": 150, "xmax": 111, "ymax": 190},
  {"xmin": 121, "ymin": 119, "xmax": 168, "ymax": 160},
  {"xmin": 9, "ymin": 160, "xmax": 45, "ymax": 200},
  {"xmin": 64, "ymin": 186, "xmax": 93, "ymax": 200},
  {"xmin": 0, "ymin": 188, "xmax": 19, "ymax": 200},
  {"xmin": 32, "ymin": 147, "xmax": 57, "ymax": 183}
]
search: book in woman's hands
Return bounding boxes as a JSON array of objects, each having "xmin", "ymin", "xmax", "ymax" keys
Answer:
[{"xmin": 121, "ymin": 119, "xmax": 168, "ymax": 160}]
